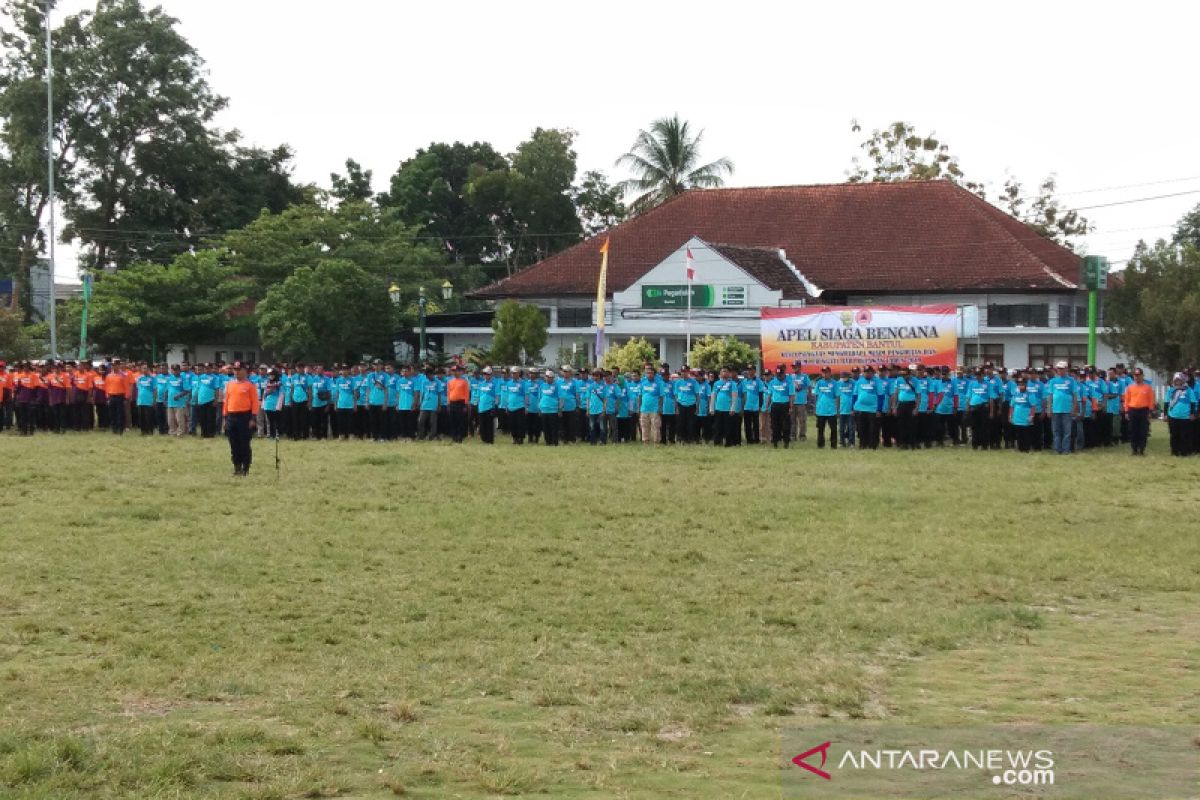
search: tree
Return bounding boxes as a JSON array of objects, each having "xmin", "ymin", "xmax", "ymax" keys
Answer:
[
  {"xmin": 993, "ymin": 175, "xmax": 1092, "ymax": 251},
  {"xmin": 0, "ymin": 0, "xmax": 304, "ymax": 309},
  {"xmin": 219, "ymin": 200, "xmax": 443, "ymax": 302},
  {"xmin": 505, "ymin": 127, "xmax": 583, "ymax": 268},
  {"xmin": 489, "ymin": 301, "xmax": 548, "ymax": 365},
  {"xmin": 687, "ymin": 334, "xmax": 758, "ymax": 371},
  {"xmin": 82, "ymin": 249, "xmax": 246, "ymax": 358},
  {"xmin": 602, "ymin": 336, "xmax": 659, "ymax": 374},
  {"xmin": 846, "ymin": 120, "xmax": 1091, "ymax": 249},
  {"xmin": 1103, "ymin": 241, "xmax": 1200, "ymax": 373},
  {"xmin": 846, "ymin": 120, "xmax": 981, "ymax": 189},
  {"xmin": 1172, "ymin": 202, "xmax": 1200, "ymax": 249},
  {"xmin": 615, "ymin": 114, "xmax": 733, "ymax": 215},
  {"xmin": 378, "ymin": 141, "xmax": 509, "ymax": 263},
  {"xmin": 257, "ymin": 258, "xmax": 395, "ymax": 364},
  {"xmin": 574, "ymin": 170, "xmax": 626, "ymax": 236},
  {"xmin": 330, "ymin": 158, "xmax": 374, "ymax": 203},
  {"xmin": 0, "ymin": 306, "xmax": 35, "ymax": 359}
]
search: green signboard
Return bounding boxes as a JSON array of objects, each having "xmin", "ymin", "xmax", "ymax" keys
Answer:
[
  {"xmin": 641, "ymin": 284, "xmax": 747, "ymax": 308},
  {"xmin": 1081, "ymin": 255, "xmax": 1109, "ymax": 290}
]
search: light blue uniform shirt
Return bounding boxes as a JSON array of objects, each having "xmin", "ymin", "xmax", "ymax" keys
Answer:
[{"xmin": 813, "ymin": 378, "xmax": 838, "ymax": 416}]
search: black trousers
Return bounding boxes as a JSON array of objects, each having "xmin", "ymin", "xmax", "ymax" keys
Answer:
[
  {"xmin": 138, "ymin": 404, "xmax": 156, "ymax": 435},
  {"xmin": 197, "ymin": 401, "xmax": 217, "ymax": 438},
  {"xmin": 478, "ymin": 408, "xmax": 495, "ymax": 443},
  {"xmin": 1168, "ymin": 417, "xmax": 1192, "ymax": 456},
  {"xmin": 896, "ymin": 401, "xmax": 917, "ymax": 448},
  {"xmin": 970, "ymin": 406, "xmax": 990, "ymax": 450},
  {"xmin": 1016, "ymin": 424, "xmax": 1033, "ymax": 452},
  {"xmin": 155, "ymin": 402, "xmax": 168, "ymax": 434},
  {"xmin": 312, "ymin": 406, "xmax": 329, "ymax": 439},
  {"xmin": 543, "ymin": 412, "xmax": 559, "ymax": 445},
  {"xmin": 880, "ymin": 413, "xmax": 896, "ymax": 447},
  {"xmin": 265, "ymin": 410, "xmax": 281, "ymax": 439},
  {"xmin": 742, "ymin": 410, "xmax": 760, "ymax": 443},
  {"xmin": 397, "ymin": 409, "xmax": 415, "ymax": 439},
  {"xmin": 48, "ymin": 403, "xmax": 65, "ymax": 433},
  {"xmin": 855, "ymin": 411, "xmax": 878, "ymax": 449},
  {"xmin": 448, "ymin": 400, "xmax": 468, "ymax": 443},
  {"xmin": 527, "ymin": 413, "xmax": 541, "ymax": 443},
  {"xmin": 108, "ymin": 397, "xmax": 126, "ymax": 433},
  {"xmin": 1127, "ymin": 408, "xmax": 1150, "ymax": 453},
  {"xmin": 661, "ymin": 413, "xmax": 677, "ymax": 444},
  {"xmin": 226, "ymin": 412, "xmax": 253, "ymax": 470},
  {"xmin": 771, "ymin": 403, "xmax": 791, "ymax": 445},
  {"xmin": 291, "ymin": 404, "xmax": 308, "ymax": 440},
  {"xmin": 15, "ymin": 401, "xmax": 35, "ymax": 435},
  {"xmin": 416, "ymin": 410, "xmax": 437, "ymax": 440},
  {"xmin": 337, "ymin": 408, "xmax": 355, "ymax": 439},
  {"xmin": 816, "ymin": 414, "xmax": 837, "ymax": 449},
  {"xmin": 714, "ymin": 411, "xmax": 737, "ymax": 447},
  {"xmin": 677, "ymin": 405, "xmax": 697, "ymax": 443},
  {"xmin": 368, "ymin": 404, "xmax": 385, "ymax": 440},
  {"xmin": 508, "ymin": 408, "xmax": 525, "ymax": 444},
  {"xmin": 71, "ymin": 400, "xmax": 90, "ymax": 430}
]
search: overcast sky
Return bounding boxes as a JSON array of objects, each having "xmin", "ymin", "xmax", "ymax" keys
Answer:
[{"xmin": 54, "ymin": 0, "xmax": 1200, "ymax": 276}]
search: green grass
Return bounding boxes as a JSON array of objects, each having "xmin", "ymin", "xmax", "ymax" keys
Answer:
[{"xmin": 1, "ymin": 427, "xmax": 1198, "ymax": 798}]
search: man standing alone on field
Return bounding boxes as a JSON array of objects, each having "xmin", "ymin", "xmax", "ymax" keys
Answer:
[{"xmin": 223, "ymin": 361, "xmax": 260, "ymax": 477}]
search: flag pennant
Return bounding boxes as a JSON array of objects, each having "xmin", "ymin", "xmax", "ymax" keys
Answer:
[
  {"xmin": 594, "ymin": 237, "xmax": 610, "ymax": 361},
  {"xmin": 686, "ymin": 247, "xmax": 695, "ymax": 281}
]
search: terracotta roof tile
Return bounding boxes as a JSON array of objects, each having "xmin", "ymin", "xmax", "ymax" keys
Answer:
[{"xmin": 471, "ymin": 181, "xmax": 1082, "ymax": 299}]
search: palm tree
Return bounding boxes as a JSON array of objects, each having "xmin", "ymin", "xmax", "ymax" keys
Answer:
[{"xmin": 615, "ymin": 115, "xmax": 734, "ymax": 215}]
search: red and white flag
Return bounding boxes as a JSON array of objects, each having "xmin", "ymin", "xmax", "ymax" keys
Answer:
[{"xmin": 686, "ymin": 248, "xmax": 695, "ymax": 281}]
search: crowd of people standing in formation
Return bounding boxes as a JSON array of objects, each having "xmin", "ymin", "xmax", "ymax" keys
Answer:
[{"xmin": 2, "ymin": 356, "xmax": 1198, "ymax": 457}]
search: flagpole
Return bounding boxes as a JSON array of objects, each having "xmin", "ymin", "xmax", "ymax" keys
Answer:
[
  {"xmin": 594, "ymin": 238, "xmax": 609, "ymax": 365},
  {"xmin": 685, "ymin": 247, "xmax": 694, "ymax": 363}
]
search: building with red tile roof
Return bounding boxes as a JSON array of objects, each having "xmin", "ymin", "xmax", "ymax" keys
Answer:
[{"xmin": 429, "ymin": 181, "xmax": 1121, "ymax": 369}]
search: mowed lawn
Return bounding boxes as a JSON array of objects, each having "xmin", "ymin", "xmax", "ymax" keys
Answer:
[{"xmin": 1, "ymin": 427, "xmax": 1198, "ymax": 799}]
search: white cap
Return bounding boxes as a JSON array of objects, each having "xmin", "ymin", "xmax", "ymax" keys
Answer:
[
  {"xmin": 907, "ymin": 363, "xmax": 918, "ymax": 370},
  {"xmin": 561, "ymin": 364, "xmax": 573, "ymax": 372},
  {"xmin": 1055, "ymin": 360, "xmax": 1068, "ymax": 368},
  {"xmin": 482, "ymin": 366, "xmax": 492, "ymax": 374},
  {"xmin": 510, "ymin": 366, "xmax": 521, "ymax": 373},
  {"xmin": 544, "ymin": 369, "xmax": 554, "ymax": 377}
]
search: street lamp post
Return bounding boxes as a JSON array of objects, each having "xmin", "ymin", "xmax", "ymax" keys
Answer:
[{"xmin": 418, "ymin": 286, "xmax": 427, "ymax": 363}]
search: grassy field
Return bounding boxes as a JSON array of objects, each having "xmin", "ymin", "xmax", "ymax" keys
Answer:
[{"xmin": 1, "ymin": 427, "xmax": 1198, "ymax": 798}]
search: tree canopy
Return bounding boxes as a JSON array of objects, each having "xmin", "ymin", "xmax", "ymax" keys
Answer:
[
  {"xmin": 489, "ymin": 301, "xmax": 548, "ymax": 366},
  {"xmin": 615, "ymin": 114, "xmax": 733, "ymax": 215},
  {"xmin": 846, "ymin": 119, "xmax": 1092, "ymax": 250},
  {"xmin": 256, "ymin": 258, "xmax": 395, "ymax": 364}
]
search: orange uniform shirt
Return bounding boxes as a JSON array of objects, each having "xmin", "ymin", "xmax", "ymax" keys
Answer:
[
  {"xmin": 446, "ymin": 376, "xmax": 470, "ymax": 403},
  {"xmin": 104, "ymin": 372, "xmax": 128, "ymax": 396},
  {"xmin": 222, "ymin": 379, "xmax": 261, "ymax": 415},
  {"xmin": 72, "ymin": 370, "xmax": 93, "ymax": 392},
  {"xmin": 1123, "ymin": 382, "xmax": 1154, "ymax": 410}
]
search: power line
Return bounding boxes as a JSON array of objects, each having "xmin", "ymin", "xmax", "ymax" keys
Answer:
[{"xmin": 1072, "ymin": 189, "xmax": 1200, "ymax": 212}]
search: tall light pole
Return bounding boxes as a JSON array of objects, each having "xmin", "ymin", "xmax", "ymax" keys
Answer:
[
  {"xmin": 418, "ymin": 286, "xmax": 427, "ymax": 363},
  {"xmin": 45, "ymin": 1, "xmax": 57, "ymax": 357}
]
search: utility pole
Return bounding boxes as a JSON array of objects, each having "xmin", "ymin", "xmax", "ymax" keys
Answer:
[{"xmin": 45, "ymin": 1, "xmax": 57, "ymax": 357}]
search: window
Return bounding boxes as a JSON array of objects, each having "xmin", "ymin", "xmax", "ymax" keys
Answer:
[
  {"xmin": 556, "ymin": 307, "xmax": 592, "ymax": 327},
  {"xmin": 232, "ymin": 351, "xmax": 243, "ymax": 362},
  {"xmin": 1028, "ymin": 344, "xmax": 1088, "ymax": 369},
  {"xmin": 245, "ymin": 352, "xmax": 256, "ymax": 364},
  {"xmin": 1057, "ymin": 303, "xmax": 1104, "ymax": 327},
  {"xmin": 987, "ymin": 304, "xmax": 1049, "ymax": 327},
  {"xmin": 963, "ymin": 343, "xmax": 1005, "ymax": 367},
  {"xmin": 215, "ymin": 351, "xmax": 226, "ymax": 363}
]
